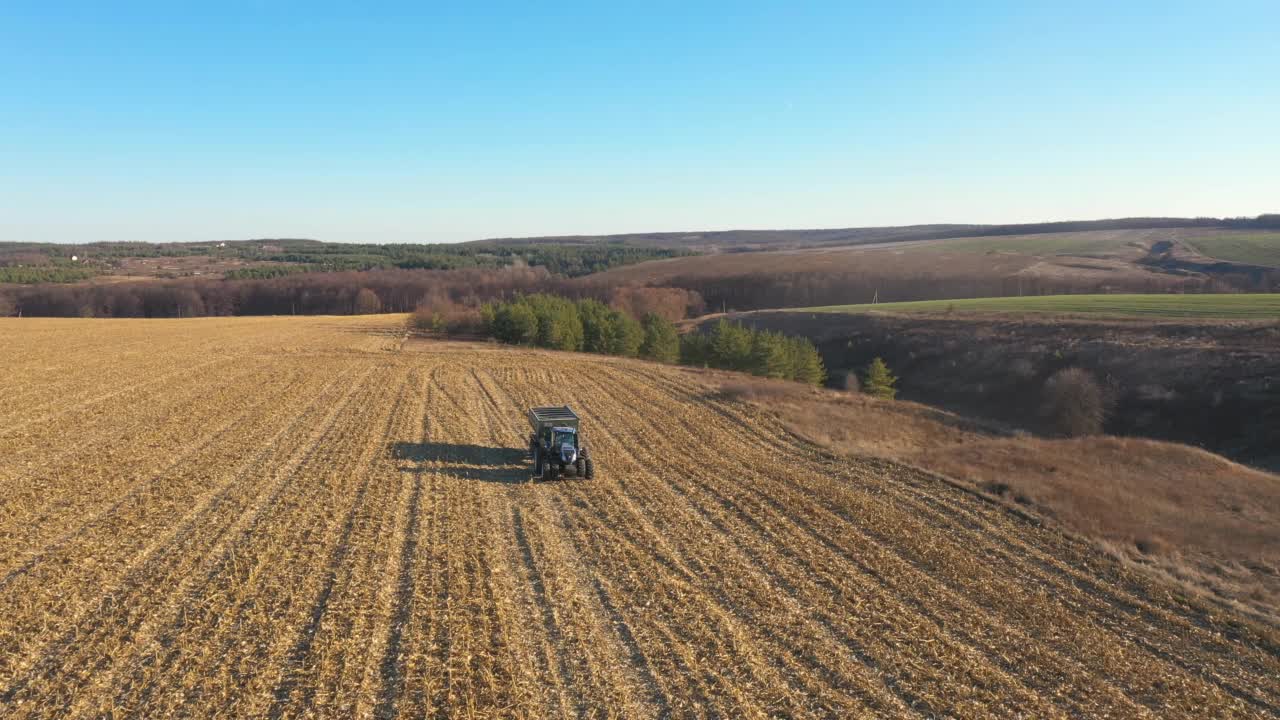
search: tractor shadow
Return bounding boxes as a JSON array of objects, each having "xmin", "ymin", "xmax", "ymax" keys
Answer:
[{"xmin": 390, "ymin": 442, "xmax": 531, "ymax": 484}]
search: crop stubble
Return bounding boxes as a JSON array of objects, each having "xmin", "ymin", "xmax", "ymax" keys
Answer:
[{"xmin": 0, "ymin": 315, "xmax": 1277, "ymax": 719}]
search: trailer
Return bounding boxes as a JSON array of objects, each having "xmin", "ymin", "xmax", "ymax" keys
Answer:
[{"xmin": 527, "ymin": 406, "xmax": 594, "ymax": 481}]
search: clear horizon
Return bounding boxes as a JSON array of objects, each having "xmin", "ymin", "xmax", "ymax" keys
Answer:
[{"xmin": 3, "ymin": 1, "xmax": 1277, "ymax": 245}]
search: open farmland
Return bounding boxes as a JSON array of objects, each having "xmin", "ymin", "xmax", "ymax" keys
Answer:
[
  {"xmin": 793, "ymin": 293, "xmax": 1280, "ymax": 319},
  {"xmin": 1, "ymin": 316, "xmax": 1279, "ymax": 718},
  {"xmin": 1182, "ymin": 233, "xmax": 1280, "ymax": 268},
  {"xmin": 581, "ymin": 228, "xmax": 1280, "ymax": 311}
]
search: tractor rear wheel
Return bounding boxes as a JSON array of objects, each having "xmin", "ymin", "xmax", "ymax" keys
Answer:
[
  {"xmin": 533, "ymin": 451, "xmax": 543, "ymax": 479},
  {"xmin": 584, "ymin": 458, "xmax": 595, "ymax": 479},
  {"xmin": 544, "ymin": 463, "xmax": 556, "ymax": 481},
  {"xmin": 575, "ymin": 457, "xmax": 585, "ymax": 476}
]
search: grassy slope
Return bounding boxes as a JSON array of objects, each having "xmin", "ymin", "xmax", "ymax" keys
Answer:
[
  {"xmin": 795, "ymin": 293, "xmax": 1280, "ymax": 319},
  {"xmin": 911, "ymin": 230, "xmax": 1146, "ymax": 255},
  {"xmin": 701, "ymin": 374, "xmax": 1280, "ymax": 624},
  {"xmin": 1183, "ymin": 232, "xmax": 1280, "ymax": 268}
]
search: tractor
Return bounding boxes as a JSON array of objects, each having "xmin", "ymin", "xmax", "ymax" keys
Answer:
[{"xmin": 527, "ymin": 405, "xmax": 595, "ymax": 481}]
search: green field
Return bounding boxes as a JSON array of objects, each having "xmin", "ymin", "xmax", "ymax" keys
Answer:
[
  {"xmin": 794, "ymin": 294, "xmax": 1280, "ymax": 319},
  {"xmin": 1183, "ymin": 233, "xmax": 1280, "ymax": 268}
]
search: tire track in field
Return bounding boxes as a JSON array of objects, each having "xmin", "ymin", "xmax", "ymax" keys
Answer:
[
  {"xmin": 461, "ymin": 368, "xmax": 593, "ymax": 717},
  {"xmin": 145, "ymin": 363, "xmax": 407, "ymax": 715},
  {"xmin": 263, "ymin": 366, "xmax": 414, "ymax": 712},
  {"xmin": 551, "ymin": 416, "xmax": 925, "ymax": 716},
  {"xmin": 0, "ymin": 354, "xmax": 231, "ymax": 438},
  {"xmin": 471, "ymin": 364, "xmax": 672, "ymax": 719},
  {"xmin": 675, "ymin": 385, "xmax": 1280, "ymax": 712},
  {"xmin": 575, "ymin": 368, "xmax": 1150, "ymax": 717},
  {"xmin": 589, "ymin": 370, "xmax": 1175, "ymax": 711},
  {"xmin": 366, "ymin": 365, "xmax": 440, "ymax": 720},
  {"xmin": 483, "ymin": 366, "xmax": 824, "ymax": 712},
  {"xmin": 591, "ymin": 363, "xmax": 1269, "ymax": 717},
  {"xmin": 89, "ymin": 365, "xmax": 398, "ymax": 718},
  {"xmin": 703, "ymin": 386, "xmax": 1280, "ymax": 711},
  {"xmin": 0, "ymin": 363, "xmax": 308, "ymax": 582},
  {"xmin": 0, "ymin": 364, "xmax": 376, "ymax": 710}
]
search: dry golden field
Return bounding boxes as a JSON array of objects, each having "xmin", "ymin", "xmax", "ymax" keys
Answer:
[{"xmin": 1, "ymin": 315, "xmax": 1278, "ymax": 719}]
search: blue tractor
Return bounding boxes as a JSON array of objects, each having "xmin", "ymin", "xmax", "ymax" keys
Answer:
[{"xmin": 527, "ymin": 405, "xmax": 595, "ymax": 481}]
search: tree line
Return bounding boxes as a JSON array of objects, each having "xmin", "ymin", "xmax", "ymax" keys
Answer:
[
  {"xmin": 679, "ymin": 320, "xmax": 826, "ymax": 385},
  {"xmin": 0, "ymin": 238, "xmax": 693, "ymax": 281},
  {"xmin": 420, "ymin": 294, "xmax": 822, "ymax": 385},
  {"xmin": 0, "ymin": 265, "xmax": 98, "ymax": 284},
  {"xmin": 452, "ymin": 294, "xmax": 681, "ymax": 364},
  {"xmin": 2, "ymin": 264, "xmax": 706, "ymax": 320}
]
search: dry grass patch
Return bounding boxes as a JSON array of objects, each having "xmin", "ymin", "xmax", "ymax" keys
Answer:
[{"xmin": 917, "ymin": 437, "xmax": 1280, "ymax": 620}]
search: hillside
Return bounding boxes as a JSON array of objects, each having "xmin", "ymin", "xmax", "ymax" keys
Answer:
[
  {"xmin": 0, "ymin": 315, "xmax": 1277, "ymax": 718},
  {"xmin": 473, "ymin": 216, "xmax": 1279, "ymax": 251},
  {"xmin": 587, "ymin": 227, "xmax": 1280, "ymax": 310},
  {"xmin": 798, "ymin": 293, "xmax": 1280, "ymax": 319},
  {"xmin": 723, "ymin": 309, "xmax": 1280, "ymax": 470},
  {"xmin": 702, "ymin": 376, "xmax": 1280, "ymax": 624}
]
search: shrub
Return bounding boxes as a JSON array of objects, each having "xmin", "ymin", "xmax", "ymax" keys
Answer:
[
  {"xmin": 786, "ymin": 336, "xmax": 826, "ymax": 385},
  {"xmin": 842, "ymin": 370, "xmax": 861, "ymax": 392},
  {"xmin": 354, "ymin": 288, "xmax": 383, "ymax": 314},
  {"xmin": 685, "ymin": 320, "xmax": 824, "ymax": 384},
  {"xmin": 680, "ymin": 332, "xmax": 713, "ymax": 367},
  {"xmin": 863, "ymin": 357, "xmax": 897, "ymax": 399},
  {"xmin": 1041, "ymin": 367, "xmax": 1107, "ymax": 436},
  {"xmin": 491, "ymin": 302, "xmax": 539, "ymax": 344},
  {"xmin": 609, "ymin": 285, "xmax": 705, "ymax": 321}
]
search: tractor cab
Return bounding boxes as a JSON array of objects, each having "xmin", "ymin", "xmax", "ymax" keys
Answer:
[{"xmin": 549, "ymin": 426, "xmax": 578, "ymax": 449}]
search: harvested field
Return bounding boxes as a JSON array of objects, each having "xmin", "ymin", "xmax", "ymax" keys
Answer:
[{"xmin": 1, "ymin": 315, "xmax": 1278, "ymax": 718}]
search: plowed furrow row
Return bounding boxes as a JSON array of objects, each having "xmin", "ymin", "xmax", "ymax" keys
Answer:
[
  {"xmin": 0, "ymin": 364, "xmax": 376, "ymax": 712},
  {"xmin": 0, "ymin": 332, "xmax": 226, "ymax": 420},
  {"xmin": 640, "ymin": 376, "xmax": 1269, "ymax": 712},
  {"xmin": 0, "ymin": 363, "xmax": 365, "ymax": 694},
  {"xmin": 581, "ymin": 368, "xmax": 1177, "ymax": 712},
  {"xmin": 0, "ymin": 362, "xmax": 302, "ymax": 574},
  {"xmin": 0, "ymin": 354, "xmax": 232, "ymax": 438},
  {"xmin": 606, "ymin": 366, "xmax": 1269, "ymax": 696},
  {"xmin": 73, "ymin": 364, "xmax": 399, "ymax": 717},
  {"xmin": 560, "ymin": 421, "xmax": 932, "ymax": 717},
  {"xmin": 671, "ymin": 392, "xmax": 1279, "ymax": 713},
  {"xmin": 572, "ymin": 373, "xmax": 1064, "ymax": 718}
]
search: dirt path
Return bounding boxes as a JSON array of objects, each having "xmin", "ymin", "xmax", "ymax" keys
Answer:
[{"xmin": 0, "ymin": 316, "xmax": 1276, "ymax": 718}]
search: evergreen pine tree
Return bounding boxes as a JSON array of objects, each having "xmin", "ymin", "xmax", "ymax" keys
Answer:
[
  {"xmin": 863, "ymin": 357, "xmax": 897, "ymax": 399},
  {"xmin": 639, "ymin": 313, "xmax": 680, "ymax": 363}
]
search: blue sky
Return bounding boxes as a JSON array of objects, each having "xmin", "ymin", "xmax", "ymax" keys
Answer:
[{"xmin": 2, "ymin": 1, "xmax": 1276, "ymax": 244}]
